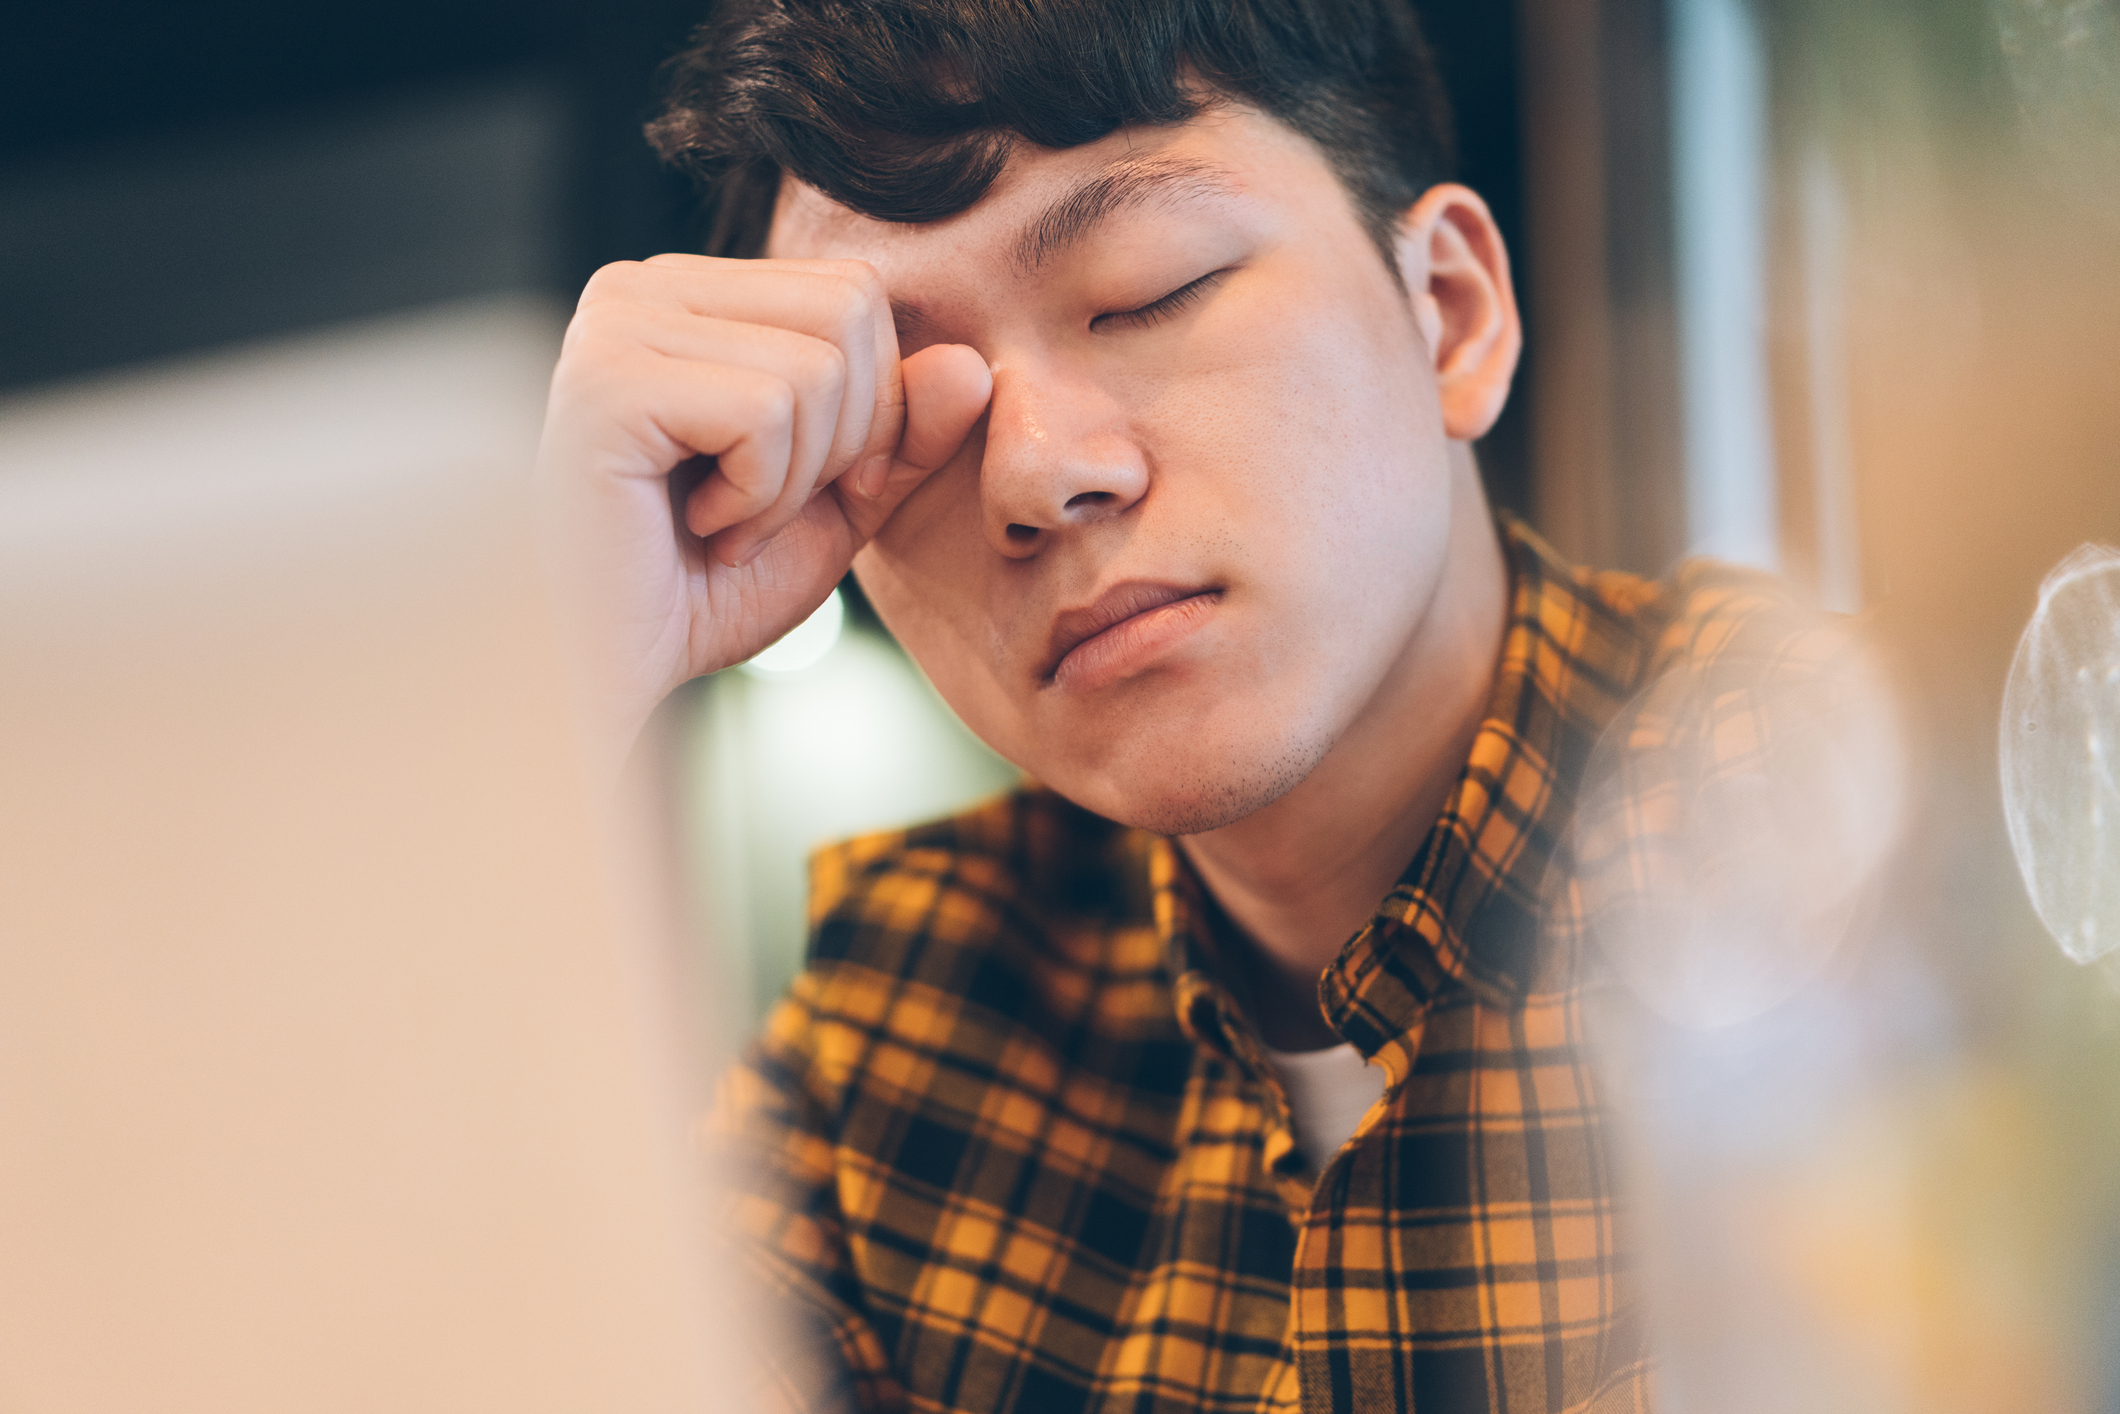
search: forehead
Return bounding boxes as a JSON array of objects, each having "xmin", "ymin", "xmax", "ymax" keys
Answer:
[{"xmin": 763, "ymin": 106, "xmax": 1326, "ymax": 267}]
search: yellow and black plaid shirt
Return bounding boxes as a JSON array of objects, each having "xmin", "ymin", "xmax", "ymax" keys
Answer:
[{"xmin": 718, "ymin": 518, "xmax": 1802, "ymax": 1413}]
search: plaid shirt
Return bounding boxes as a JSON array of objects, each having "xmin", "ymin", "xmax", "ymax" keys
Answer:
[{"xmin": 717, "ymin": 518, "xmax": 1800, "ymax": 1413}]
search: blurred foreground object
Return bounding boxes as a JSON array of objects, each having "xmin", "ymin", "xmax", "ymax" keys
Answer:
[
  {"xmin": 1573, "ymin": 0, "xmax": 2120, "ymax": 1409},
  {"xmin": 0, "ymin": 298, "xmax": 754, "ymax": 1414},
  {"xmin": 1572, "ymin": 587, "xmax": 1905, "ymax": 1029}
]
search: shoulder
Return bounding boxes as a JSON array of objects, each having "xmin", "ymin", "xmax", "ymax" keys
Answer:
[
  {"xmin": 1577, "ymin": 549, "xmax": 1872, "ymax": 767},
  {"xmin": 1642, "ymin": 557, "xmax": 1843, "ymax": 679},
  {"xmin": 1573, "ymin": 551, "xmax": 1877, "ymax": 790},
  {"xmin": 753, "ymin": 786, "xmax": 1170, "ymax": 1094},
  {"xmin": 804, "ymin": 783, "xmax": 1154, "ymax": 976},
  {"xmin": 809, "ymin": 784, "xmax": 1145, "ymax": 932},
  {"xmin": 1500, "ymin": 515, "xmax": 1844, "ymax": 693}
]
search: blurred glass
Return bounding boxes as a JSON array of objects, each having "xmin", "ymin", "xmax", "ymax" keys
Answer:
[{"xmin": 2001, "ymin": 545, "xmax": 2120, "ymax": 965}]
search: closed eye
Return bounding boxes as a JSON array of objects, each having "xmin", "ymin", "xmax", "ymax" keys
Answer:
[{"xmin": 1092, "ymin": 270, "xmax": 1229, "ymax": 332}]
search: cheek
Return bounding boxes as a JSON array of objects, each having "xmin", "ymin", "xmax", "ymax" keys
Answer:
[
  {"xmin": 857, "ymin": 548, "xmax": 1030, "ymax": 765},
  {"xmin": 1120, "ymin": 271, "xmax": 1452, "ymax": 746},
  {"xmin": 1267, "ymin": 268, "xmax": 1439, "ymax": 454},
  {"xmin": 854, "ymin": 469, "xmax": 1039, "ymax": 764},
  {"xmin": 1143, "ymin": 272, "xmax": 1441, "ymax": 554},
  {"xmin": 861, "ymin": 447, "xmax": 986, "ymax": 623}
]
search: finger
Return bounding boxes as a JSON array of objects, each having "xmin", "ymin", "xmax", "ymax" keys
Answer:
[
  {"xmin": 694, "ymin": 350, "xmax": 853, "ymax": 567},
  {"xmin": 591, "ymin": 308, "xmax": 848, "ymax": 542},
  {"xmin": 627, "ymin": 256, "xmax": 897, "ymax": 475},
  {"xmin": 895, "ymin": 343, "xmax": 994, "ymax": 472},
  {"xmin": 837, "ymin": 342, "xmax": 992, "ymax": 544},
  {"xmin": 571, "ymin": 352, "xmax": 796, "ymax": 539},
  {"xmin": 667, "ymin": 370, "xmax": 798, "ymax": 545},
  {"xmin": 551, "ymin": 346, "xmax": 796, "ymax": 526}
]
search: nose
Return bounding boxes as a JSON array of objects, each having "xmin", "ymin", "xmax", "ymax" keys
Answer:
[{"xmin": 978, "ymin": 364, "xmax": 1149, "ymax": 558}]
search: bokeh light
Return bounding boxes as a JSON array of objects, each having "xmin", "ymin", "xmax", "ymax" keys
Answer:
[{"xmin": 741, "ymin": 588, "xmax": 844, "ymax": 677}]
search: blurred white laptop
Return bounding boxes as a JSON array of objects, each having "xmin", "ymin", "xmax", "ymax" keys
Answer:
[{"xmin": 0, "ymin": 298, "xmax": 746, "ymax": 1414}]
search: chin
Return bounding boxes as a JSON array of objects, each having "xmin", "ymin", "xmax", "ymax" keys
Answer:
[{"xmin": 1044, "ymin": 710, "xmax": 1334, "ymax": 838}]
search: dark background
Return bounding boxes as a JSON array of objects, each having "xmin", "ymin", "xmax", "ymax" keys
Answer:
[{"xmin": 0, "ymin": 0, "xmax": 1532, "ymax": 515}]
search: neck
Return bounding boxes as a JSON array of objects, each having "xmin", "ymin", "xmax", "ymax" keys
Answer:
[{"xmin": 1177, "ymin": 444, "xmax": 1508, "ymax": 1049}]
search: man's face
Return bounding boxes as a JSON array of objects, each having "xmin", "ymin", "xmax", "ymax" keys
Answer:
[{"xmin": 769, "ymin": 107, "xmax": 1466, "ymax": 835}]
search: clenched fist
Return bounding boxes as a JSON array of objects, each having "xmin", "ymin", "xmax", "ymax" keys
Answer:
[{"xmin": 534, "ymin": 254, "xmax": 991, "ymax": 766}]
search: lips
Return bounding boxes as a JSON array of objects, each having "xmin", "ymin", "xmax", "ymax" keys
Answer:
[{"xmin": 1044, "ymin": 581, "xmax": 1222, "ymax": 691}]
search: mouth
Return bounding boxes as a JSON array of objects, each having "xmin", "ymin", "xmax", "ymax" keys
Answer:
[{"xmin": 1044, "ymin": 581, "xmax": 1224, "ymax": 692}]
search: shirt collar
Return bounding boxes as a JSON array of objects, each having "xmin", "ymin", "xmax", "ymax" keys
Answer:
[{"xmin": 1153, "ymin": 516, "xmax": 1654, "ymax": 1073}]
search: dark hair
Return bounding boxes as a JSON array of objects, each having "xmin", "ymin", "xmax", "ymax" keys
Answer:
[{"xmin": 646, "ymin": 0, "xmax": 1457, "ymax": 263}]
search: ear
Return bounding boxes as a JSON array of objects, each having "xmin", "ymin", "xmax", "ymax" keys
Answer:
[{"xmin": 1392, "ymin": 184, "xmax": 1522, "ymax": 442}]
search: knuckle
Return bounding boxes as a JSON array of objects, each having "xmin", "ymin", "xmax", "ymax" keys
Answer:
[
  {"xmin": 554, "ymin": 318, "xmax": 615, "ymax": 373},
  {"xmin": 577, "ymin": 259, "xmax": 645, "ymax": 305},
  {"xmin": 799, "ymin": 337, "xmax": 848, "ymax": 397},
  {"xmin": 643, "ymin": 251, "xmax": 713, "ymax": 270},
  {"xmin": 825, "ymin": 256, "xmax": 881, "ymax": 285},
  {"xmin": 826, "ymin": 260, "xmax": 886, "ymax": 308},
  {"xmin": 823, "ymin": 273, "xmax": 876, "ymax": 335},
  {"xmin": 558, "ymin": 316, "xmax": 645, "ymax": 375},
  {"xmin": 558, "ymin": 311, "xmax": 604, "ymax": 356},
  {"xmin": 743, "ymin": 373, "xmax": 796, "ymax": 432}
]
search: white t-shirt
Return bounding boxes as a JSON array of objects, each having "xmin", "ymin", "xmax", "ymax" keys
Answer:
[{"xmin": 1265, "ymin": 1042, "xmax": 1388, "ymax": 1172}]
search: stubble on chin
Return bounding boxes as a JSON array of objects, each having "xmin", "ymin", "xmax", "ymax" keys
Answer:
[{"xmin": 1074, "ymin": 731, "xmax": 1328, "ymax": 839}]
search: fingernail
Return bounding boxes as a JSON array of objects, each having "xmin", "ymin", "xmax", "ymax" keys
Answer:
[
  {"xmin": 855, "ymin": 454, "xmax": 891, "ymax": 498},
  {"xmin": 737, "ymin": 539, "xmax": 770, "ymax": 568}
]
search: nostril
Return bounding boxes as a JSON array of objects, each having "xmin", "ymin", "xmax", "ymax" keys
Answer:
[
  {"xmin": 1006, "ymin": 523, "xmax": 1040, "ymax": 544},
  {"xmin": 1064, "ymin": 491, "xmax": 1115, "ymax": 511}
]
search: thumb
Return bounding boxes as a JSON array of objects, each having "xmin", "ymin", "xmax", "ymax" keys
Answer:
[
  {"xmin": 896, "ymin": 343, "xmax": 993, "ymax": 472},
  {"xmin": 840, "ymin": 343, "xmax": 991, "ymax": 539}
]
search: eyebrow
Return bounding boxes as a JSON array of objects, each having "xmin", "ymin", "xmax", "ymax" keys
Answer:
[
  {"xmin": 890, "ymin": 298, "xmax": 938, "ymax": 348},
  {"xmin": 888, "ymin": 155, "xmax": 1243, "ymax": 345},
  {"xmin": 1011, "ymin": 155, "xmax": 1242, "ymax": 275}
]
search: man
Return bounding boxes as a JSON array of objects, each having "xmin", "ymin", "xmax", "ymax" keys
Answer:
[{"xmin": 535, "ymin": 0, "xmax": 1765, "ymax": 1407}]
